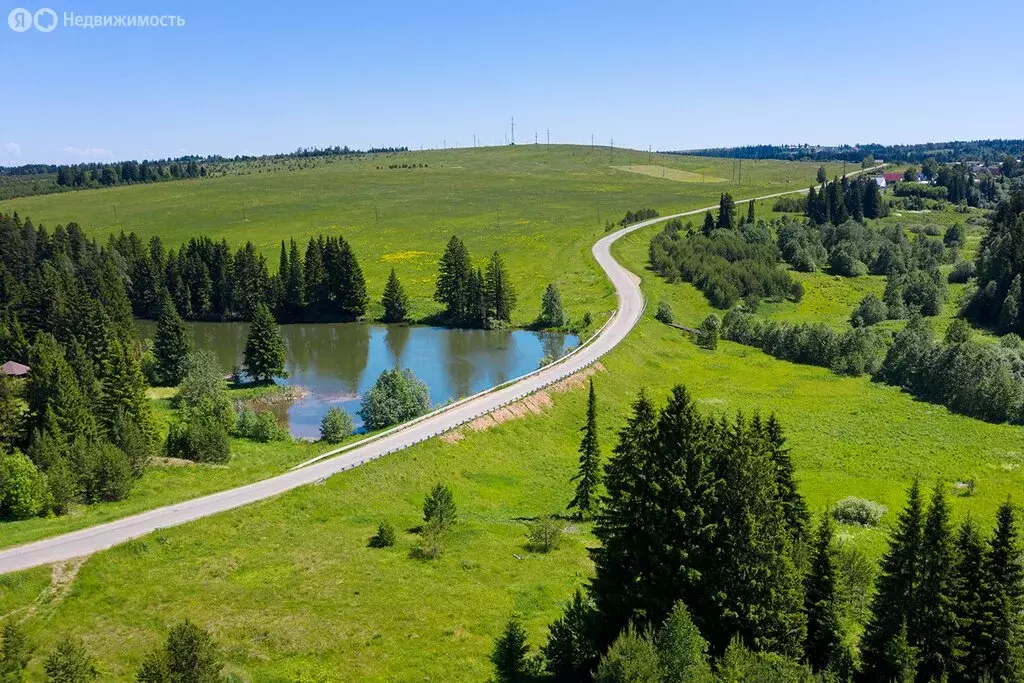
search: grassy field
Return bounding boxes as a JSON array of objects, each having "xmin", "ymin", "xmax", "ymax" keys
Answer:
[
  {"xmin": 3, "ymin": 188, "xmax": 1023, "ymax": 680},
  {"xmin": 2, "ymin": 146, "xmax": 845, "ymax": 326},
  {"xmin": 0, "ymin": 147, "xmax": 845, "ymax": 549}
]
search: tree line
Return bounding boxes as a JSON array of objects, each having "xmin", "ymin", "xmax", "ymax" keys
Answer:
[
  {"xmin": 965, "ymin": 183, "xmax": 1024, "ymax": 334},
  {"xmin": 491, "ymin": 385, "xmax": 1023, "ymax": 682},
  {"xmin": 102, "ymin": 230, "xmax": 370, "ymax": 323},
  {"xmin": 0, "ymin": 212, "xmax": 158, "ymax": 519},
  {"xmin": 668, "ymin": 139, "xmax": 1024, "ymax": 164},
  {"xmin": 0, "ymin": 144, "xmax": 410, "ymax": 199}
]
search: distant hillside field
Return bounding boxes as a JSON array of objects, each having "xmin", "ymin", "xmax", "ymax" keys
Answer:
[{"xmin": 3, "ymin": 146, "xmax": 842, "ymax": 325}]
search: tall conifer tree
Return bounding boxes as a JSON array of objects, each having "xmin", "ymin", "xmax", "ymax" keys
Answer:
[{"xmin": 568, "ymin": 379, "xmax": 601, "ymax": 518}]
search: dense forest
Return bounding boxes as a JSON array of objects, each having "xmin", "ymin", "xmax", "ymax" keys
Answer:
[
  {"xmin": 491, "ymin": 386, "xmax": 1024, "ymax": 681},
  {"xmin": 670, "ymin": 139, "xmax": 1024, "ymax": 164},
  {"xmin": 649, "ymin": 195, "xmax": 802, "ymax": 309}
]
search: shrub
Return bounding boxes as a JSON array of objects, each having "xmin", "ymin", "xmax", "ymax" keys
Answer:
[
  {"xmin": 359, "ymin": 368, "xmax": 430, "ymax": 431},
  {"xmin": 44, "ymin": 636, "xmax": 99, "ymax": 682},
  {"xmin": 174, "ymin": 351, "xmax": 235, "ymax": 430},
  {"xmin": 832, "ymin": 497, "xmax": 887, "ymax": 527},
  {"xmin": 948, "ymin": 260, "xmax": 976, "ymax": 283},
  {"xmin": 319, "ymin": 407, "xmax": 354, "ymax": 444},
  {"xmin": 423, "ymin": 483, "xmax": 456, "ymax": 530},
  {"xmin": 368, "ymin": 520, "xmax": 397, "ymax": 548},
  {"xmin": 696, "ymin": 315, "xmax": 720, "ymax": 350},
  {"xmin": 595, "ymin": 625, "xmax": 661, "ymax": 683},
  {"xmin": 235, "ymin": 409, "xmax": 287, "ymax": 443},
  {"xmin": 81, "ymin": 442, "xmax": 133, "ymax": 503},
  {"xmin": 654, "ymin": 301, "xmax": 674, "ymax": 324},
  {"xmin": 413, "ymin": 519, "xmax": 447, "ymax": 560},
  {"xmin": 850, "ymin": 294, "xmax": 888, "ymax": 327},
  {"xmin": 137, "ymin": 620, "xmax": 222, "ymax": 683},
  {"xmin": 525, "ymin": 516, "xmax": 563, "ymax": 553},
  {"xmin": 0, "ymin": 450, "xmax": 46, "ymax": 520},
  {"xmin": 165, "ymin": 417, "xmax": 230, "ymax": 464}
]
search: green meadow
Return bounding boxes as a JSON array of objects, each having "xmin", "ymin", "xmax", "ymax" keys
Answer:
[{"xmin": 2, "ymin": 155, "xmax": 1022, "ymax": 680}]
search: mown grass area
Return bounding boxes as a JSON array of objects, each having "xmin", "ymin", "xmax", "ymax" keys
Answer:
[
  {"xmin": 4, "ymin": 202, "xmax": 1023, "ymax": 681},
  {"xmin": 2, "ymin": 146, "xmax": 844, "ymax": 326}
]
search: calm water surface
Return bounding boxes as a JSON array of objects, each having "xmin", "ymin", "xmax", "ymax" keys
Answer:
[{"xmin": 138, "ymin": 321, "xmax": 578, "ymax": 438}]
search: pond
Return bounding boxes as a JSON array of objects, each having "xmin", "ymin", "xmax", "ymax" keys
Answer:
[{"xmin": 137, "ymin": 321, "xmax": 579, "ymax": 439}]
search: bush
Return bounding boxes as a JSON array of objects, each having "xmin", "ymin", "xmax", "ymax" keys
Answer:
[
  {"xmin": 235, "ymin": 408, "xmax": 288, "ymax": 443},
  {"xmin": 525, "ymin": 516, "xmax": 563, "ymax": 553},
  {"xmin": 850, "ymin": 294, "xmax": 888, "ymax": 327},
  {"xmin": 319, "ymin": 407, "xmax": 354, "ymax": 444},
  {"xmin": 948, "ymin": 260, "xmax": 976, "ymax": 283},
  {"xmin": 165, "ymin": 417, "xmax": 231, "ymax": 464},
  {"xmin": 595, "ymin": 625, "xmax": 661, "ymax": 683},
  {"xmin": 696, "ymin": 314, "xmax": 720, "ymax": 350},
  {"xmin": 654, "ymin": 301, "xmax": 674, "ymax": 324},
  {"xmin": 137, "ymin": 620, "xmax": 222, "ymax": 683},
  {"xmin": 174, "ymin": 351, "xmax": 235, "ymax": 430},
  {"xmin": 359, "ymin": 368, "xmax": 430, "ymax": 431},
  {"xmin": 832, "ymin": 497, "xmax": 887, "ymax": 527},
  {"xmin": 368, "ymin": 520, "xmax": 397, "ymax": 548},
  {"xmin": 44, "ymin": 636, "xmax": 99, "ymax": 682},
  {"xmin": 0, "ymin": 450, "xmax": 46, "ymax": 520},
  {"xmin": 82, "ymin": 442, "xmax": 133, "ymax": 503},
  {"xmin": 423, "ymin": 483, "xmax": 456, "ymax": 530},
  {"xmin": 772, "ymin": 196, "xmax": 808, "ymax": 213}
]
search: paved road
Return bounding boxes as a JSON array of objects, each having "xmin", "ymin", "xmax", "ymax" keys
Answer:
[{"xmin": 0, "ymin": 172, "xmax": 882, "ymax": 574}]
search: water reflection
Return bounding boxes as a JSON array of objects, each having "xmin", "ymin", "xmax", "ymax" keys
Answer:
[{"xmin": 138, "ymin": 321, "xmax": 577, "ymax": 439}]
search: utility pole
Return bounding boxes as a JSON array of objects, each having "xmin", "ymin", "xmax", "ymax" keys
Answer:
[
  {"xmin": 648, "ymin": 145, "xmax": 652, "ymax": 165},
  {"xmin": 113, "ymin": 205, "xmax": 118, "ymax": 223},
  {"xmin": 240, "ymin": 202, "xmax": 246, "ymax": 222},
  {"xmin": 510, "ymin": 116, "xmax": 515, "ymax": 145},
  {"xmin": 375, "ymin": 206, "xmax": 379, "ymax": 223},
  {"xmin": 610, "ymin": 138, "xmax": 614, "ymax": 164},
  {"xmin": 546, "ymin": 129, "xmax": 550, "ymax": 149},
  {"xmin": 591, "ymin": 134, "xmax": 594, "ymax": 152},
  {"xmin": 535, "ymin": 132, "xmax": 538, "ymax": 145}
]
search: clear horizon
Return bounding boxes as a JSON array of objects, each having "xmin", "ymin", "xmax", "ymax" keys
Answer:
[{"xmin": 3, "ymin": 0, "xmax": 1021, "ymax": 165}]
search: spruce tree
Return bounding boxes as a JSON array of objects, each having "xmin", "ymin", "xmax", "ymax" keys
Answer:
[
  {"xmin": 381, "ymin": 268, "xmax": 409, "ymax": 323},
  {"xmin": 761, "ymin": 414, "xmax": 810, "ymax": 540},
  {"xmin": 979, "ymin": 500, "xmax": 1023, "ymax": 680},
  {"xmin": 539, "ymin": 283, "xmax": 566, "ymax": 328},
  {"xmin": 747, "ymin": 199, "xmax": 755, "ymax": 225},
  {"xmin": 303, "ymin": 236, "xmax": 328, "ymax": 316},
  {"xmin": 44, "ymin": 636, "xmax": 99, "ymax": 682},
  {"xmin": 998, "ymin": 274, "xmax": 1021, "ymax": 333},
  {"xmin": 568, "ymin": 379, "xmax": 601, "ymax": 518},
  {"xmin": 589, "ymin": 390, "xmax": 660, "ymax": 647},
  {"xmin": 25, "ymin": 332, "xmax": 97, "ymax": 444},
  {"xmin": 651, "ymin": 385, "xmax": 718, "ymax": 633},
  {"xmin": 704, "ymin": 413, "xmax": 805, "ymax": 658},
  {"xmin": 702, "ymin": 211, "xmax": 715, "ymax": 236},
  {"xmin": 243, "ymin": 302, "xmax": 287, "ymax": 382},
  {"xmin": 717, "ymin": 192, "xmax": 735, "ymax": 229},
  {"xmin": 0, "ymin": 621, "xmax": 29, "ymax": 681},
  {"xmin": 153, "ymin": 295, "xmax": 190, "ymax": 386},
  {"xmin": 99, "ymin": 337, "xmax": 158, "ymax": 455},
  {"xmin": 655, "ymin": 601, "xmax": 712, "ymax": 682},
  {"xmin": 491, "ymin": 616, "xmax": 532, "ymax": 683},
  {"xmin": 804, "ymin": 513, "xmax": 842, "ymax": 673},
  {"xmin": 542, "ymin": 589, "xmax": 599, "ymax": 681},
  {"xmin": 952, "ymin": 519, "xmax": 987, "ymax": 680},
  {"xmin": 916, "ymin": 484, "xmax": 962, "ymax": 681},
  {"xmin": 817, "ymin": 166, "xmax": 827, "ymax": 184},
  {"xmin": 435, "ymin": 236, "xmax": 472, "ymax": 323},
  {"xmin": 484, "ymin": 251, "xmax": 517, "ymax": 324},
  {"xmin": 860, "ymin": 479, "xmax": 925, "ymax": 681},
  {"xmin": 335, "ymin": 237, "xmax": 368, "ymax": 319}
]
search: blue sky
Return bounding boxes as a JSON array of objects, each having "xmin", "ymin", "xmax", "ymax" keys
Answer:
[{"xmin": 2, "ymin": 0, "xmax": 1021, "ymax": 165}]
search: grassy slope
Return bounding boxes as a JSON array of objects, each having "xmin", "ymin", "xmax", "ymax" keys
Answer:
[
  {"xmin": 0, "ymin": 149, "xmax": 846, "ymax": 549},
  {"xmin": 5, "ymin": 199, "xmax": 1024, "ymax": 681},
  {"xmin": 2, "ymin": 146, "xmax": 845, "ymax": 326}
]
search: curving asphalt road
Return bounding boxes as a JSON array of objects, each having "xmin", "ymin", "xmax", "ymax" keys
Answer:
[{"xmin": 0, "ymin": 174, "xmax": 882, "ymax": 574}]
